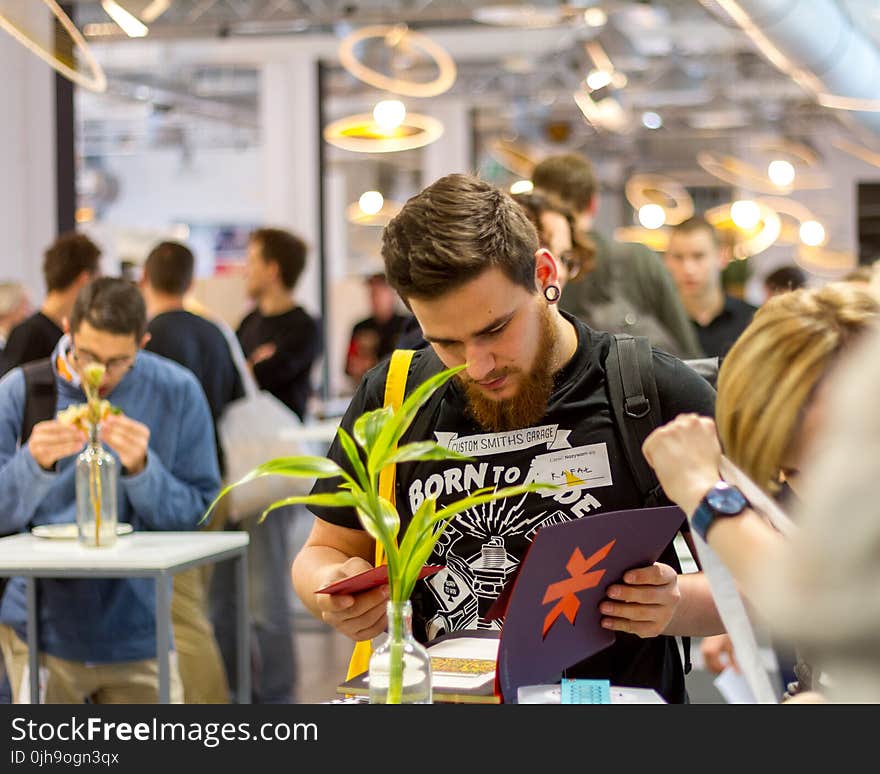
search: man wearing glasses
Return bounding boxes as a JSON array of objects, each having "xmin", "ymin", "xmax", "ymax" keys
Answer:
[{"xmin": 0, "ymin": 277, "xmax": 220, "ymax": 703}]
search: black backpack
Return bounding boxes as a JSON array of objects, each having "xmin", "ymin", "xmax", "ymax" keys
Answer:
[
  {"xmin": 604, "ymin": 333, "xmax": 718, "ymax": 507},
  {"xmin": 604, "ymin": 333, "xmax": 718, "ymax": 676}
]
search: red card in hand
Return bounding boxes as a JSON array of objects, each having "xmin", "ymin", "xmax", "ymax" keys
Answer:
[{"xmin": 316, "ymin": 564, "xmax": 444, "ymax": 595}]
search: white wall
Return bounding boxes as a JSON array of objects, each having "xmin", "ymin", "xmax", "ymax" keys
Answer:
[{"xmin": 0, "ymin": 7, "xmax": 57, "ymax": 302}]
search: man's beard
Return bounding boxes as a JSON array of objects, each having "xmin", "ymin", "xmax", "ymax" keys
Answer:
[{"xmin": 458, "ymin": 305, "xmax": 557, "ymax": 433}]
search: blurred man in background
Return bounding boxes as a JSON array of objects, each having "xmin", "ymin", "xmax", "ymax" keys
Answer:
[
  {"xmin": 532, "ymin": 153, "xmax": 702, "ymax": 358},
  {"xmin": 1, "ymin": 233, "xmax": 100, "ymax": 376},
  {"xmin": 664, "ymin": 216, "xmax": 757, "ymax": 359},
  {"xmin": 344, "ymin": 271, "xmax": 411, "ymax": 387}
]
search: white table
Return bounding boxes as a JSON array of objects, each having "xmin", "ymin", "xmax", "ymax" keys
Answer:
[{"xmin": 0, "ymin": 531, "xmax": 249, "ymax": 704}]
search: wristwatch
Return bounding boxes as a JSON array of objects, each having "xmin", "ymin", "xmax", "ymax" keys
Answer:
[{"xmin": 690, "ymin": 481, "xmax": 749, "ymax": 541}]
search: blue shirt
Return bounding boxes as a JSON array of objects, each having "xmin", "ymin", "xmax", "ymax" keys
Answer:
[{"xmin": 0, "ymin": 339, "xmax": 220, "ymax": 662}]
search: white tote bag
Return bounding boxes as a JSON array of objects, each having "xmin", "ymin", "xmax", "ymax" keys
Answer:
[{"xmin": 217, "ymin": 332, "xmax": 314, "ymax": 524}]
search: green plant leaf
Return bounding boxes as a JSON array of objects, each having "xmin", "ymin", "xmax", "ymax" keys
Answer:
[
  {"xmin": 368, "ymin": 364, "xmax": 465, "ymax": 472},
  {"xmin": 396, "ymin": 496, "xmax": 436, "ymax": 574},
  {"xmin": 383, "ymin": 441, "xmax": 473, "ymax": 467},
  {"xmin": 355, "ymin": 495, "xmax": 400, "ymax": 547},
  {"xmin": 353, "ymin": 406, "xmax": 393, "ymax": 453},
  {"xmin": 335, "ymin": 426, "xmax": 370, "ymax": 491},
  {"xmin": 257, "ymin": 491, "xmax": 358, "ymax": 522},
  {"xmin": 201, "ymin": 455, "xmax": 346, "ymax": 524}
]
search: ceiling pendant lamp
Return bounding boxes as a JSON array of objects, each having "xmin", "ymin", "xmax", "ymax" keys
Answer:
[
  {"xmin": 0, "ymin": 0, "xmax": 107, "ymax": 91},
  {"xmin": 338, "ymin": 24, "xmax": 456, "ymax": 98}
]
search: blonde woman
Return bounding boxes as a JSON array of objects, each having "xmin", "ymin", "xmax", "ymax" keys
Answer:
[{"xmin": 641, "ymin": 283, "xmax": 880, "ymax": 699}]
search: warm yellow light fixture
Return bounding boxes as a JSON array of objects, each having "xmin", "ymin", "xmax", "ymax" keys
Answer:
[
  {"xmin": 509, "ymin": 180, "xmax": 534, "ymax": 195},
  {"xmin": 705, "ymin": 200, "xmax": 781, "ymax": 259},
  {"xmin": 730, "ymin": 199, "xmax": 762, "ymax": 230},
  {"xmin": 101, "ymin": 1, "xmax": 148, "ymax": 38},
  {"xmin": 625, "ymin": 174, "xmax": 694, "ymax": 226},
  {"xmin": 0, "ymin": 0, "xmax": 107, "ymax": 92},
  {"xmin": 358, "ymin": 191, "xmax": 384, "ymax": 216},
  {"xmin": 324, "ymin": 111, "xmax": 443, "ymax": 153},
  {"xmin": 346, "ymin": 197, "xmax": 402, "ymax": 227},
  {"xmin": 767, "ymin": 159, "xmax": 795, "ymax": 188},
  {"xmin": 638, "ymin": 204, "xmax": 666, "ymax": 230},
  {"xmin": 799, "ymin": 219, "xmax": 826, "ymax": 247},
  {"xmin": 372, "ymin": 100, "xmax": 407, "ymax": 132},
  {"xmin": 697, "ymin": 150, "xmax": 827, "ymax": 194},
  {"xmin": 338, "ymin": 24, "xmax": 456, "ymax": 98}
]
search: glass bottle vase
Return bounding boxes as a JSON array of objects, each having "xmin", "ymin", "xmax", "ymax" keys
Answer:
[
  {"xmin": 368, "ymin": 600, "xmax": 432, "ymax": 704},
  {"xmin": 75, "ymin": 426, "xmax": 118, "ymax": 548}
]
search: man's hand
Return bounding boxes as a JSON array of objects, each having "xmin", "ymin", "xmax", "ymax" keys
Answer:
[
  {"xmin": 314, "ymin": 557, "xmax": 389, "ymax": 642},
  {"xmin": 642, "ymin": 413, "xmax": 722, "ymax": 516},
  {"xmin": 101, "ymin": 413, "xmax": 150, "ymax": 475},
  {"xmin": 28, "ymin": 420, "xmax": 86, "ymax": 470},
  {"xmin": 249, "ymin": 343, "xmax": 276, "ymax": 366},
  {"xmin": 701, "ymin": 633, "xmax": 738, "ymax": 675},
  {"xmin": 600, "ymin": 562, "xmax": 681, "ymax": 638}
]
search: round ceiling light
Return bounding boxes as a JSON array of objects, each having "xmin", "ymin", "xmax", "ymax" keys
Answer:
[
  {"xmin": 638, "ymin": 204, "xmax": 666, "ymax": 230},
  {"xmin": 754, "ymin": 196, "xmax": 815, "ymax": 245},
  {"xmin": 338, "ymin": 24, "xmax": 456, "ymax": 98},
  {"xmin": 346, "ymin": 197, "xmax": 402, "ymax": 227},
  {"xmin": 0, "ymin": 0, "xmax": 107, "ymax": 92},
  {"xmin": 625, "ymin": 174, "xmax": 694, "ymax": 226},
  {"xmin": 767, "ymin": 159, "xmax": 795, "ymax": 188},
  {"xmin": 323, "ymin": 111, "xmax": 443, "ymax": 153},
  {"xmin": 697, "ymin": 150, "xmax": 828, "ymax": 195},
  {"xmin": 705, "ymin": 200, "xmax": 781, "ymax": 259},
  {"xmin": 799, "ymin": 219, "xmax": 826, "ymax": 247}
]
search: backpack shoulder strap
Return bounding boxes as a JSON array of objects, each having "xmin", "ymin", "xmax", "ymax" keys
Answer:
[
  {"xmin": 605, "ymin": 334, "xmax": 694, "ymax": 675},
  {"xmin": 604, "ymin": 333, "xmax": 664, "ymax": 506},
  {"xmin": 20, "ymin": 358, "xmax": 57, "ymax": 445}
]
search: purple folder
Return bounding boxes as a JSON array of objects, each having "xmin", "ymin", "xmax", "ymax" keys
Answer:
[{"xmin": 495, "ymin": 506, "xmax": 686, "ymax": 703}]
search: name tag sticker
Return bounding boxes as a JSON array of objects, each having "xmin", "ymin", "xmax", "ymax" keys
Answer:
[{"xmin": 531, "ymin": 443, "xmax": 613, "ymax": 493}]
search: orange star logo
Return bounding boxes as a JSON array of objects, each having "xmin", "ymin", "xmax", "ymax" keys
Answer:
[{"xmin": 541, "ymin": 540, "xmax": 616, "ymax": 638}]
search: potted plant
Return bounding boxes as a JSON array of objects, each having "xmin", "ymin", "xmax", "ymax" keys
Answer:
[{"xmin": 205, "ymin": 363, "xmax": 550, "ymax": 703}]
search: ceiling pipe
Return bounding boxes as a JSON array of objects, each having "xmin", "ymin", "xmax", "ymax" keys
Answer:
[{"xmin": 706, "ymin": 0, "xmax": 880, "ymax": 136}]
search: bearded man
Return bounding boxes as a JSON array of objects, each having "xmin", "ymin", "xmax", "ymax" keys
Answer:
[{"xmin": 293, "ymin": 173, "xmax": 724, "ymax": 703}]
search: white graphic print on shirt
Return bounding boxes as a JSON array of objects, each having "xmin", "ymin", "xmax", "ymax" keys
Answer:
[{"xmin": 408, "ymin": 427, "xmax": 613, "ymax": 640}]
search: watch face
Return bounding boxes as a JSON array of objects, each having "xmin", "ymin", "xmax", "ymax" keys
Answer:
[{"xmin": 706, "ymin": 482, "xmax": 748, "ymax": 515}]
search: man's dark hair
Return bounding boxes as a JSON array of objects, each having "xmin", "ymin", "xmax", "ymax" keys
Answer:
[
  {"xmin": 70, "ymin": 277, "xmax": 147, "ymax": 339},
  {"xmin": 764, "ymin": 264, "xmax": 807, "ymax": 293},
  {"xmin": 381, "ymin": 173, "xmax": 539, "ymax": 301},
  {"xmin": 250, "ymin": 228, "xmax": 307, "ymax": 290},
  {"xmin": 532, "ymin": 153, "xmax": 596, "ymax": 212},
  {"xmin": 43, "ymin": 232, "xmax": 101, "ymax": 293},
  {"xmin": 143, "ymin": 241, "xmax": 195, "ymax": 296},
  {"xmin": 669, "ymin": 215, "xmax": 720, "ymax": 247}
]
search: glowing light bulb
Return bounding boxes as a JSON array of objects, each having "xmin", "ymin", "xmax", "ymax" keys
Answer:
[
  {"xmin": 799, "ymin": 219, "xmax": 826, "ymax": 247},
  {"xmin": 768, "ymin": 159, "xmax": 795, "ymax": 187},
  {"xmin": 638, "ymin": 203, "xmax": 666, "ymax": 230},
  {"xmin": 584, "ymin": 8, "xmax": 608, "ymax": 27},
  {"xmin": 731, "ymin": 200, "xmax": 761, "ymax": 230},
  {"xmin": 586, "ymin": 69, "xmax": 613, "ymax": 91},
  {"xmin": 509, "ymin": 180, "xmax": 534, "ymax": 194},
  {"xmin": 641, "ymin": 111, "xmax": 663, "ymax": 129},
  {"xmin": 372, "ymin": 100, "xmax": 406, "ymax": 131},
  {"xmin": 359, "ymin": 191, "xmax": 384, "ymax": 216}
]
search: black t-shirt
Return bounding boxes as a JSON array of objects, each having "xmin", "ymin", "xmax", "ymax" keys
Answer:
[
  {"xmin": 310, "ymin": 317, "xmax": 716, "ymax": 702},
  {"xmin": 146, "ymin": 309, "xmax": 244, "ymax": 475},
  {"xmin": 345, "ymin": 313, "xmax": 412, "ymax": 375},
  {"xmin": 236, "ymin": 306, "xmax": 321, "ymax": 421},
  {"xmin": 692, "ymin": 295, "xmax": 757, "ymax": 359},
  {"xmin": 0, "ymin": 312, "xmax": 63, "ymax": 376}
]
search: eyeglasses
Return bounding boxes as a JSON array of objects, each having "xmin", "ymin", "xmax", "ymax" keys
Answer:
[{"xmin": 71, "ymin": 347, "xmax": 135, "ymax": 377}]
